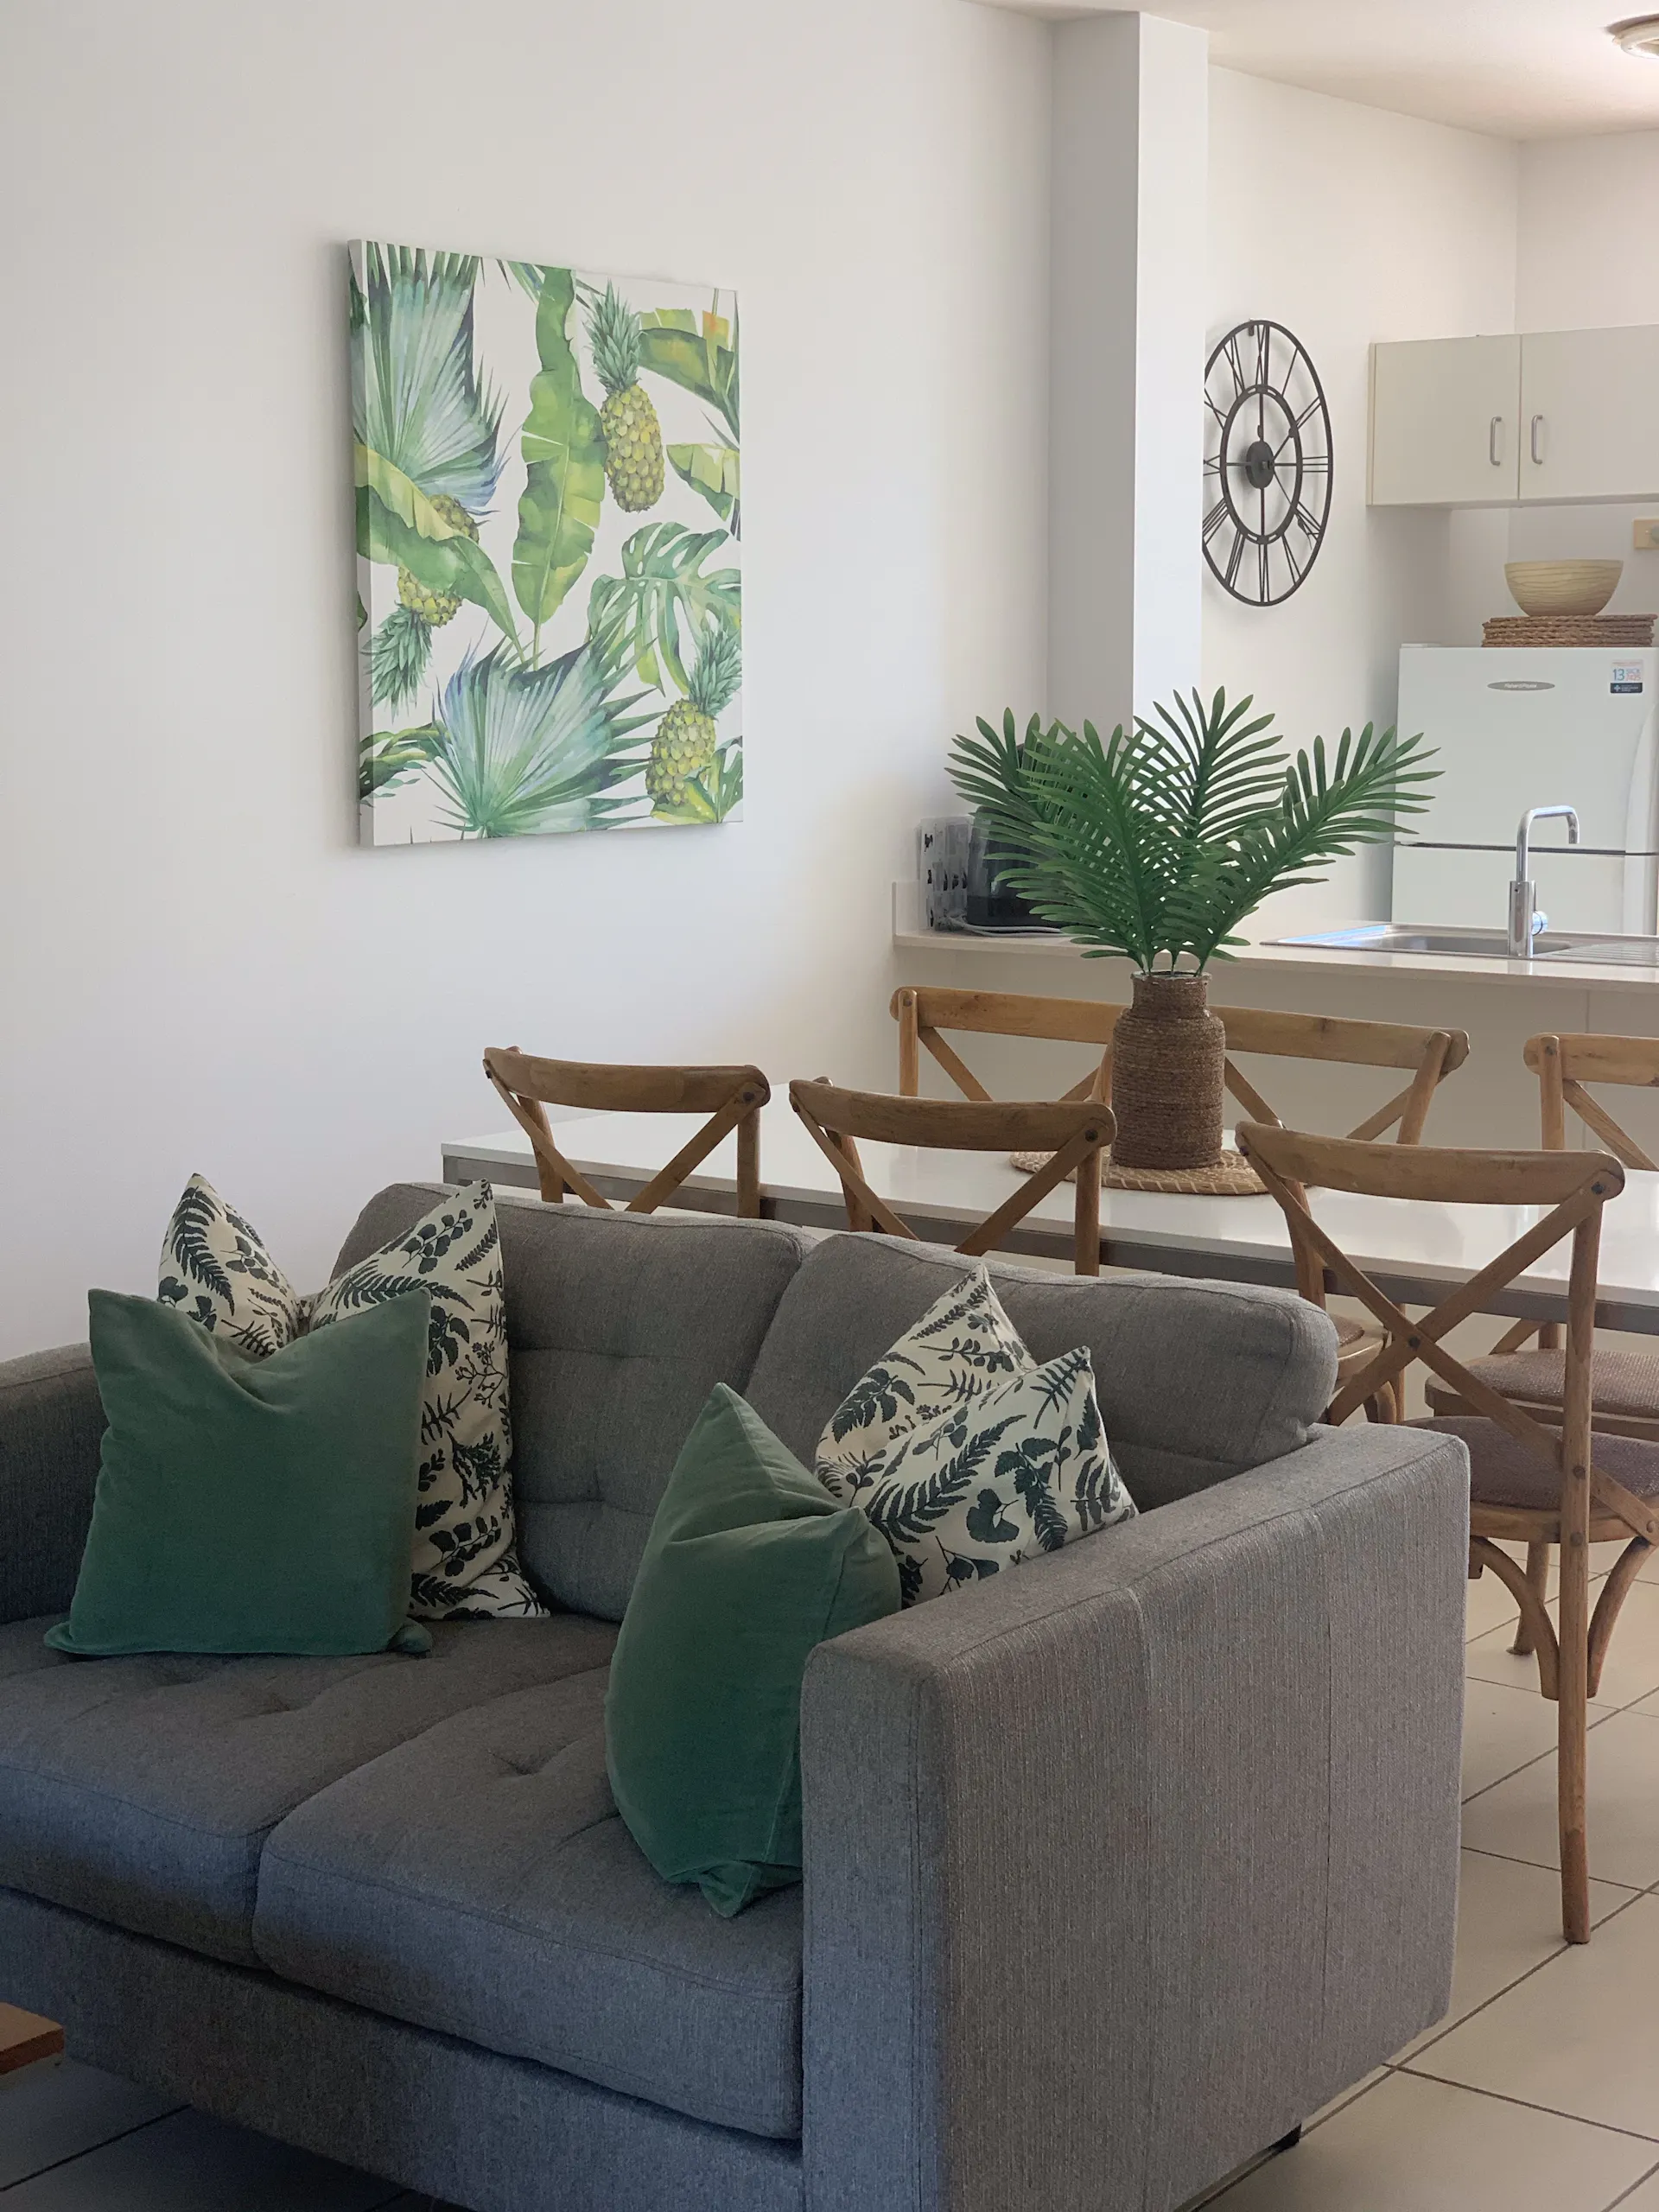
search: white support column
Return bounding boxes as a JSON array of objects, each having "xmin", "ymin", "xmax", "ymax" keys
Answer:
[{"xmin": 1047, "ymin": 10, "xmax": 1209, "ymax": 734}]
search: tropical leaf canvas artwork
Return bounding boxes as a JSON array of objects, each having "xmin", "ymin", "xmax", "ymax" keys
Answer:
[{"xmin": 351, "ymin": 244, "xmax": 741, "ymax": 844}]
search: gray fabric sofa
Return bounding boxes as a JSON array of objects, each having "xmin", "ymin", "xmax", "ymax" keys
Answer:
[{"xmin": 0, "ymin": 1185, "xmax": 1470, "ymax": 2212}]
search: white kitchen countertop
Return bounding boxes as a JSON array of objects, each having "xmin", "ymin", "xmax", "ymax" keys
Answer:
[{"xmin": 893, "ymin": 887, "xmax": 1659, "ymax": 992}]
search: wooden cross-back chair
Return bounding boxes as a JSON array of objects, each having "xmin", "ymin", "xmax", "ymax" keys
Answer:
[
  {"xmin": 893, "ymin": 986, "xmax": 1470, "ymax": 1417},
  {"xmin": 1427, "ymin": 1032, "xmax": 1659, "ymax": 1657},
  {"xmin": 788, "ymin": 1079, "xmax": 1110, "ymax": 1275},
  {"xmin": 1237, "ymin": 1120, "xmax": 1650, "ymax": 1945},
  {"xmin": 483, "ymin": 1048, "xmax": 769, "ymax": 1217},
  {"xmin": 1429, "ymin": 1032, "xmax": 1659, "ymax": 1402},
  {"xmin": 893, "ymin": 986, "xmax": 1468, "ymax": 1141}
]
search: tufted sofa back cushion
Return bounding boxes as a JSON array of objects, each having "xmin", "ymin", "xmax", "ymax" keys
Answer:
[
  {"xmin": 744, "ymin": 1234, "xmax": 1338, "ymax": 1511},
  {"xmin": 334, "ymin": 1188, "xmax": 813, "ymax": 1620}
]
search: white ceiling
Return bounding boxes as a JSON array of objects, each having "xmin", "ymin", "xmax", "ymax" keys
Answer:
[{"xmin": 985, "ymin": 0, "xmax": 1659, "ymax": 139}]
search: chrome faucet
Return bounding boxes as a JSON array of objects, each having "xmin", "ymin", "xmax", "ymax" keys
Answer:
[{"xmin": 1508, "ymin": 806, "xmax": 1580, "ymax": 957}]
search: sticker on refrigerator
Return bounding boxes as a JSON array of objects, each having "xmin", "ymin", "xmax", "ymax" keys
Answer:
[{"xmin": 1612, "ymin": 663, "xmax": 1645, "ymax": 694}]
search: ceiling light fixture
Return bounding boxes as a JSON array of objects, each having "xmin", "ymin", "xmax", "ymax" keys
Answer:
[{"xmin": 1611, "ymin": 15, "xmax": 1659, "ymax": 56}]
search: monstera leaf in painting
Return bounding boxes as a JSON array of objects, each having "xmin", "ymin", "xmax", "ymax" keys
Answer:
[{"xmin": 587, "ymin": 522, "xmax": 741, "ymax": 697}]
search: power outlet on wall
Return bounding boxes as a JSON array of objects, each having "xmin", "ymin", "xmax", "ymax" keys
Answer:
[{"xmin": 1635, "ymin": 520, "xmax": 1659, "ymax": 550}]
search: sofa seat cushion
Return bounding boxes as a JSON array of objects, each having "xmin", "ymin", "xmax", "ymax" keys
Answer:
[
  {"xmin": 253, "ymin": 1668, "xmax": 804, "ymax": 2140},
  {"xmin": 0, "ymin": 1618, "xmax": 71, "ymax": 1681},
  {"xmin": 0, "ymin": 1615, "xmax": 615, "ymax": 1967}
]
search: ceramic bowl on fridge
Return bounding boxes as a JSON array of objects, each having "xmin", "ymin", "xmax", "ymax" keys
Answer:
[{"xmin": 1503, "ymin": 560, "xmax": 1624, "ymax": 616}]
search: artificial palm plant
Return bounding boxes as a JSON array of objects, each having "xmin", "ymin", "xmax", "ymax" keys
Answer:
[{"xmin": 949, "ymin": 690, "xmax": 1437, "ymax": 1170}]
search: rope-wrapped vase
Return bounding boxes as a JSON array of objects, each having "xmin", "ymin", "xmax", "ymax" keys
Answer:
[{"xmin": 1109, "ymin": 970, "xmax": 1225, "ymax": 1171}]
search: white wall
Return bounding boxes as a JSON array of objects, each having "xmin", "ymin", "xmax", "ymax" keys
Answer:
[
  {"xmin": 1048, "ymin": 13, "xmax": 1208, "ymax": 731},
  {"xmin": 0, "ymin": 0, "xmax": 1052, "ymax": 1356},
  {"xmin": 1503, "ymin": 130, "xmax": 1659, "ymax": 609},
  {"xmin": 1516, "ymin": 130, "xmax": 1659, "ymax": 334},
  {"xmin": 1202, "ymin": 69, "xmax": 1518, "ymax": 934}
]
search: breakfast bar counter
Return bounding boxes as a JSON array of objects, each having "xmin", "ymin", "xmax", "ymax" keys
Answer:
[
  {"xmin": 443, "ymin": 1103, "xmax": 1659, "ymax": 1337},
  {"xmin": 889, "ymin": 886, "xmax": 1659, "ymax": 1157}
]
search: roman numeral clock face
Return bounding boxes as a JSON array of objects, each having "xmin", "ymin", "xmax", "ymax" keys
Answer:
[{"xmin": 1203, "ymin": 320, "xmax": 1332, "ymax": 606}]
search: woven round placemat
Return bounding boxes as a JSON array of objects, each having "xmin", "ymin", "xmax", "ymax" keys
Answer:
[
  {"xmin": 1010, "ymin": 1148, "xmax": 1265, "ymax": 1197},
  {"xmin": 1483, "ymin": 614, "xmax": 1655, "ymax": 647}
]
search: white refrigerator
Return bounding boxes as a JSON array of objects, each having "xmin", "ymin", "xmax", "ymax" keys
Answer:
[{"xmin": 1391, "ymin": 646, "xmax": 1659, "ymax": 936}]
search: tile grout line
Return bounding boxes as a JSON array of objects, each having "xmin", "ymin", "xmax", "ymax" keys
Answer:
[
  {"xmin": 0, "ymin": 2105, "xmax": 185, "ymax": 2193},
  {"xmin": 1605, "ymin": 2158, "xmax": 1659, "ymax": 2212},
  {"xmin": 1303, "ymin": 2069, "xmax": 1387, "ymax": 2135},
  {"xmin": 1450, "ymin": 1835, "xmax": 1648, "ymax": 1883},
  {"xmin": 1401, "ymin": 2058, "xmax": 1659, "ymax": 2145},
  {"xmin": 1397, "ymin": 1884, "xmax": 1649, "ymax": 2064},
  {"xmin": 1458, "ymin": 1840, "xmax": 1640, "ymax": 1892},
  {"xmin": 0, "ymin": 2110, "xmax": 414, "ymax": 2206},
  {"xmin": 1459, "ymin": 1707, "xmax": 1621, "ymax": 1810}
]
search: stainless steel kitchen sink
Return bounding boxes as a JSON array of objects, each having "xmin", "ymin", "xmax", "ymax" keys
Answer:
[{"xmin": 1266, "ymin": 924, "xmax": 1659, "ymax": 965}]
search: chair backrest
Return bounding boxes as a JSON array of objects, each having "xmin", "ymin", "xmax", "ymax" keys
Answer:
[
  {"xmin": 1234, "ymin": 1122, "xmax": 1655, "ymax": 1554},
  {"xmin": 1527, "ymin": 1032, "xmax": 1659, "ymax": 1171},
  {"xmin": 483, "ymin": 1048, "xmax": 770, "ymax": 1216},
  {"xmin": 893, "ymin": 985, "xmax": 1467, "ymax": 1143},
  {"xmin": 787, "ymin": 1077, "xmax": 1112, "ymax": 1275}
]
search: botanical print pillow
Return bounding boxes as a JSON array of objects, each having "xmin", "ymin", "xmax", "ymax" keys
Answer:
[
  {"xmin": 816, "ymin": 1270, "xmax": 1135, "ymax": 1605},
  {"xmin": 157, "ymin": 1174, "xmax": 308, "ymax": 1356},
  {"xmin": 816, "ymin": 1269, "xmax": 1030, "ymax": 1500},
  {"xmin": 309, "ymin": 1185, "xmax": 542, "ymax": 1619},
  {"xmin": 156, "ymin": 1175, "xmax": 543, "ymax": 1621}
]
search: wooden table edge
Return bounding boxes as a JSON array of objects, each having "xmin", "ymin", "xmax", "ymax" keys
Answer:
[
  {"xmin": 444, "ymin": 1141, "xmax": 1659, "ymax": 1334},
  {"xmin": 0, "ymin": 2001, "xmax": 65, "ymax": 2075}
]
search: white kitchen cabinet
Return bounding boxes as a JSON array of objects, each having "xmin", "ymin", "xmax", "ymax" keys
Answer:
[
  {"xmin": 1518, "ymin": 326, "xmax": 1659, "ymax": 502},
  {"xmin": 1369, "ymin": 322, "xmax": 1659, "ymax": 507},
  {"xmin": 1370, "ymin": 335, "xmax": 1519, "ymax": 505}
]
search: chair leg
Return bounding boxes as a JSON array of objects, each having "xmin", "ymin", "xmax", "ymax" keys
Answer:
[
  {"xmin": 1360, "ymin": 1380, "xmax": 1401, "ymax": 1425},
  {"xmin": 1511, "ymin": 1539, "xmax": 1551, "ymax": 1658},
  {"xmin": 1557, "ymin": 1530, "xmax": 1592, "ymax": 1945}
]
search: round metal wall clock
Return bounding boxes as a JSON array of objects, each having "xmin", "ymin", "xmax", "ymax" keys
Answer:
[{"xmin": 1203, "ymin": 320, "xmax": 1332, "ymax": 606}]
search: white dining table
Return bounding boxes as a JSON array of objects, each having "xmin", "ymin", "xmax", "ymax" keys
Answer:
[{"xmin": 442, "ymin": 1101, "xmax": 1659, "ymax": 1335}]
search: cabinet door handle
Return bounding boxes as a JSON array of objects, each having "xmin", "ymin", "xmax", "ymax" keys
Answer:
[
  {"xmin": 1530, "ymin": 413, "xmax": 1547, "ymax": 466},
  {"xmin": 1490, "ymin": 416, "xmax": 1505, "ymax": 467}
]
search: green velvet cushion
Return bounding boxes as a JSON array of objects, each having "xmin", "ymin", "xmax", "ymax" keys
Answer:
[
  {"xmin": 606, "ymin": 1383, "xmax": 901, "ymax": 1916},
  {"xmin": 48, "ymin": 1287, "xmax": 432, "ymax": 1658}
]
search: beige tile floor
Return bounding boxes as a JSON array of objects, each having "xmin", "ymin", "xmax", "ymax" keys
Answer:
[
  {"xmin": 10, "ymin": 1543, "xmax": 1659, "ymax": 2209},
  {"xmin": 1206, "ymin": 1539, "xmax": 1659, "ymax": 2210}
]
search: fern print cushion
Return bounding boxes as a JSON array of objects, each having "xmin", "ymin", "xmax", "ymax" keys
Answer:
[
  {"xmin": 309, "ymin": 1184, "xmax": 542, "ymax": 1620},
  {"xmin": 816, "ymin": 1269, "xmax": 1030, "ymax": 1499},
  {"xmin": 156, "ymin": 1176, "xmax": 543, "ymax": 1621},
  {"xmin": 157, "ymin": 1174, "xmax": 308, "ymax": 1356},
  {"xmin": 816, "ymin": 1270, "xmax": 1135, "ymax": 1605}
]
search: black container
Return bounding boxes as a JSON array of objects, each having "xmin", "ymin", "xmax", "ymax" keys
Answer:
[{"xmin": 963, "ymin": 815, "xmax": 1055, "ymax": 932}]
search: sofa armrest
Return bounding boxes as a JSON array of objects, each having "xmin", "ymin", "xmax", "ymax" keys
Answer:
[
  {"xmin": 0, "ymin": 1346, "xmax": 104, "ymax": 1624},
  {"xmin": 799, "ymin": 1423, "xmax": 1469, "ymax": 2212}
]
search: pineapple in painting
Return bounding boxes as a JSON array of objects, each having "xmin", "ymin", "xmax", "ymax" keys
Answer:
[
  {"xmin": 397, "ymin": 498, "xmax": 479, "ymax": 626},
  {"xmin": 647, "ymin": 625, "xmax": 741, "ymax": 817},
  {"xmin": 352, "ymin": 243, "xmax": 741, "ymax": 845},
  {"xmin": 588, "ymin": 284, "xmax": 666, "ymax": 514}
]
